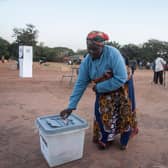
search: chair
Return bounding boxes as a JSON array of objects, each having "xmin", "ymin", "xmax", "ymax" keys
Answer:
[{"xmin": 61, "ymin": 65, "xmax": 79, "ymax": 85}]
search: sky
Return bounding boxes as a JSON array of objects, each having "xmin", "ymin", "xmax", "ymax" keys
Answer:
[{"xmin": 0, "ymin": 0, "xmax": 168, "ymax": 51}]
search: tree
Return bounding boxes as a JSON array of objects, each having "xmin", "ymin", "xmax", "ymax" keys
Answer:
[
  {"xmin": 47, "ymin": 47, "xmax": 74, "ymax": 62},
  {"xmin": 9, "ymin": 42, "xmax": 19, "ymax": 60},
  {"xmin": 142, "ymin": 39, "xmax": 168, "ymax": 62},
  {"xmin": 106, "ymin": 41, "xmax": 121, "ymax": 49},
  {"xmin": 35, "ymin": 45, "xmax": 75, "ymax": 62},
  {"xmin": 76, "ymin": 49, "xmax": 87, "ymax": 56},
  {"xmin": 120, "ymin": 44, "xmax": 141, "ymax": 61},
  {"xmin": 12, "ymin": 24, "xmax": 38, "ymax": 46},
  {"xmin": 12, "ymin": 24, "xmax": 39, "ymax": 61},
  {"xmin": 0, "ymin": 37, "xmax": 10, "ymax": 59}
]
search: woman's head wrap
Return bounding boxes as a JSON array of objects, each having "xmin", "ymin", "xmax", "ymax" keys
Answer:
[{"xmin": 87, "ymin": 31, "xmax": 109, "ymax": 47}]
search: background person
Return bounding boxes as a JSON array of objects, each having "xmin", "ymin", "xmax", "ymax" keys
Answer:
[
  {"xmin": 151, "ymin": 60, "xmax": 156, "ymax": 83},
  {"xmin": 154, "ymin": 57, "xmax": 166, "ymax": 85}
]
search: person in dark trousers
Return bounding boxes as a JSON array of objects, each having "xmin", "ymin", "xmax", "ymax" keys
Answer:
[
  {"xmin": 154, "ymin": 57, "xmax": 166, "ymax": 85},
  {"xmin": 151, "ymin": 60, "xmax": 156, "ymax": 83}
]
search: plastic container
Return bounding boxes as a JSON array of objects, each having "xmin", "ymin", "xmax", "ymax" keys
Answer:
[{"xmin": 36, "ymin": 114, "xmax": 88, "ymax": 167}]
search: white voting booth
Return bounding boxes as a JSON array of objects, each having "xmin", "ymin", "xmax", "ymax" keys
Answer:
[{"xmin": 19, "ymin": 46, "xmax": 33, "ymax": 78}]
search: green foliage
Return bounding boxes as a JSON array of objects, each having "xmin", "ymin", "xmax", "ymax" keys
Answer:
[
  {"xmin": 34, "ymin": 46, "xmax": 74, "ymax": 62},
  {"xmin": 120, "ymin": 44, "xmax": 142, "ymax": 60},
  {"xmin": 0, "ymin": 37, "xmax": 10, "ymax": 59},
  {"xmin": 76, "ymin": 49, "xmax": 87, "ymax": 56},
  {"xmin": 106, "ymin": 41, "xmax": 121, "ymax": 49},
  {"xmin": 142, "ymin": 39, "xmax": 168, "ymax": 62},
  {"xmin": 11, "ymin": 24, "xmax": 38, "ymax": 60},
  {"xmin": 1, "ymin": 23, "xmax": 168, "ymax": 64},
  {"xmin": 107, "ymin": 39, "xmax": 168, "ymax": 64},
  {"xmin": 8, "ymin": 42, "xmax": 18, "ymax": 60},
  {"xmin": 12, "ymin": 24, "xmax": 38, "ymax": 46}
]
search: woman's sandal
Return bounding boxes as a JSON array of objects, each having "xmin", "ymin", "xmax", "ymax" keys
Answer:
[
  {"xmin": 97, "ymin": 141, "xmax": 108, "ymax": 150},
  {"xmin": 131, "ymin": 127, "xmax": 139, "ymax": 138},
  {"xmin": 92, "ymin": 138, "xmax": 99, "ymax": 144},
  {"xmin": 120, "ymin": 145, "xmax": 128, "ymax": 150}
]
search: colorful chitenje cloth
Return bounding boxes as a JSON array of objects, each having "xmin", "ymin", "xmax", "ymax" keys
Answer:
[
  {"xmin": 87, "ymin": 31, "xmax": 109, "ymax": 47},
  {"xmin": 93, "ymin": 74, "xmax": 138, "ymax": 144},
  {"xmin": 127, "ymin": 75, "xmax": 138, "ymax": 137}
]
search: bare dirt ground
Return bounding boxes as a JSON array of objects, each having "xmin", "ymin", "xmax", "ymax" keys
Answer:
[{"xmin": 0, "ymin": 61, "xmax": 168, "ymax": 168}]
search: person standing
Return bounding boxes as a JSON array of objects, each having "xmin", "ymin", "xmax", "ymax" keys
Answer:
[
  {"xmin": 60, "ymin": 31, "xmax": 137, "ymax": 150},
  {"xmin": 151, "ymin": 60, "xmax": 156, "ymax": 83},
  {"xmin": 154, "ymin": 57, "xmax": 166, "ymax": 85},
  {"xmin": 1, "ymin": 56, "xmax": 5, "ymax": 63}
]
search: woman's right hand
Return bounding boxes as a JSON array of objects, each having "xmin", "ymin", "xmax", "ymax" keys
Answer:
[{"xmin": 60, "ymin": 108, "xmax": 73, "ymax": 119}]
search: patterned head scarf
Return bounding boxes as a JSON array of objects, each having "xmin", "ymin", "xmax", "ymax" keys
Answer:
[{"xmin": 87, "ymin": 31, "xmax": 109, "ymax": 47}]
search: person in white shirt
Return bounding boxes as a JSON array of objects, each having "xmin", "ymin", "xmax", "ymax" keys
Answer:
[{"xmin": 154, "ymin": 57, "xmax": 166, "ymax": 85}]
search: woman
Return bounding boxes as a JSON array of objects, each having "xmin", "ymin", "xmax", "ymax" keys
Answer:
[
  {"xmin": 92, "ymin": 61, "xmax": 138, "ymax": 150},
  {"xmin": 60, "ymin": 31, "xmax": 137, "ymax": 150}
]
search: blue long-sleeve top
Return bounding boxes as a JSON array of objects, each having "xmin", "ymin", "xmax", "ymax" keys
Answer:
[{"xmin": 68, "ymin": 45, "xmax": 127, "ymax": 109}]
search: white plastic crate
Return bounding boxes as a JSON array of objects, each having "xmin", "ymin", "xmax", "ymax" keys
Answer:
[{"xmin": 36, "ymin": 114, "xmax": 88, "ymax": 167}]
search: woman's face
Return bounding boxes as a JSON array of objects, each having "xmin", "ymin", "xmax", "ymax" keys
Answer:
[{"xmin": 87, "ymin": 41, "xmax": 103, "ymax": 59}]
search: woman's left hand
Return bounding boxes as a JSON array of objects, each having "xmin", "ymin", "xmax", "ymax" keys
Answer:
[{"xmin": 91, "ymin": 81, "xmax": 97, "ymax": 92}]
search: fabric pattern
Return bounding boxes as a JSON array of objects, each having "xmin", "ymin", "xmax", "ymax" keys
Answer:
[
  {"xmin": 87, "ymin": 31, "xmax": 109, "ymax": 47},
  {"xmin": 68, "ymin": 45, "xmax": 127, "ymax": 109},
  {"xmin": 93, "ymin": 85, "xmax": 137, "ymax": 143}
]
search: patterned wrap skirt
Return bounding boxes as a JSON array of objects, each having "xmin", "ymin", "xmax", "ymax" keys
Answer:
[{"xmin": 93, "ymin": 77, "xmax": 137, "ymax": 144}]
